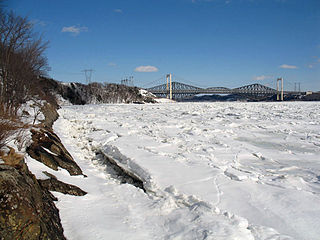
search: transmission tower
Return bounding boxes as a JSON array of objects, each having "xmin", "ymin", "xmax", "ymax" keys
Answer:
[
  {"xmin": 294, "ymin": 82, "xmax": 301, "ymax": 92},
  {"xmin": 82, "ymin": 69, "xmax": 94, "ymax": 84},
  {"xmin": 121, "ymin": 76, "xmax": 134, "ymax": 86}
]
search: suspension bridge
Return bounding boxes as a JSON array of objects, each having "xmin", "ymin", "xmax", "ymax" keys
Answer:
[{"xmin": 146, "ymin": 74, "xmax": 305, "ymax": 100}]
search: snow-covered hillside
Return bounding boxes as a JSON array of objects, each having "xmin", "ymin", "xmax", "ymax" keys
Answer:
[{"xmin": 43, "ymin": 102, "xmax": 319, "ymax": 240}]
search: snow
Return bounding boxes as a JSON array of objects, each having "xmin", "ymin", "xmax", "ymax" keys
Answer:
[
  {"xmin": 29, "ymin": 102, "xmax": 320, "ymax": 239},
  {"xmin": 154, "ymin": 97, "xmax": 176, "ymax": 103},
  {"xmin": 139, "ymin": 89, "xmax": 156, "ymax": 98},
  {"xmin": 55, "ymin": 93, "xmax": 72, "ymax": 106}
]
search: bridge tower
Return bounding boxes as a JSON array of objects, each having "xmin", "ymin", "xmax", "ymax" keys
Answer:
[
  {"xmin": 166, "ymin": 74, "xmax": 172, "ymax": 100},
  {"xmin": 277, "ymin": 77, "xmax": 284, "ymax": 101}
]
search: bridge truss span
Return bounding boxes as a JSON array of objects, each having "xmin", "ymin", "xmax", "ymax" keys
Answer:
[
  {"xmin": 148, "ymin": 82, "xmax": 203, "ymax": 99},
  {"xmin": 232, "ymin": 83, "xmax": 278, "ymax": 100},
  {"xmin": 147, "ymin": 82, "xmax": 284, "ymax": 100}
]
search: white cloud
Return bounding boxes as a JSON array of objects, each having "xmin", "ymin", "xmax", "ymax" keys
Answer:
[
  {"xmin": 61, "ymin": 25, "xmax": 88, "ymax": 35},
  {"xmin": 114, "ymin": 9, "xmax": 123, "ymax": 13},
  {"xmin": 253, "ymin": 75, "xmax": 272, "ymax": 81},
  {"xmin": 308, "ymin": 64, "xmax": 313, "ymax": 69},
  {"xmin": 134, "ymin": 66, "xmax": 159, "ymax": 72},
  {"xmin": 279, "ymin": 64, "xmax": 298, "ymax": 69}
]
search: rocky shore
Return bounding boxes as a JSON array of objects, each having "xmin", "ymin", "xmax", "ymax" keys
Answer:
[{"xmin": 0, "ymin": 102, "xmax": 87, "ymax": 239}]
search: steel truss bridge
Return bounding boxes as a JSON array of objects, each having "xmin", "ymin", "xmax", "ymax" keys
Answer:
[{"xmin": 147, "ymin": 82, "xmax": 305, "ymax": 100}]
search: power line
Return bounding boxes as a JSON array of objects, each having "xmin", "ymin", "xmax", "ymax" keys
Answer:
[
  {"xmin": 141, "ymin": 75, "xmax": 167, "ymax": 88},
  {"xmin": 294, "ymin": 82, "xmax": 301, "ymax": 92},
  {"xmin": 284, "ymin": 81, "xmax": 301, "ymax": 91},
  {"xmin": 173, "ymin": 74, "xmax": 208, "ymax": 88},
  {"xmin": 54, "ymin": 71, "xmax": 83, "ymax": 75}
]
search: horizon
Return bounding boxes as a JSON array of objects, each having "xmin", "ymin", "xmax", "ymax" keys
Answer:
[{"xmin": 7, "ymin": 0, "xmax": 320, "ymax": 91}]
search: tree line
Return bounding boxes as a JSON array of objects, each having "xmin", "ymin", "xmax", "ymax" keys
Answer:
[{"xmin": 0, "ymin": 3, "xmax": 49, "ymax": 115}]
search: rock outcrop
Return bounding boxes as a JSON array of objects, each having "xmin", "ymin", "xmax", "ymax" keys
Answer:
[
  {"xmin": 0, "ymin": 143, "xmax": 87, "ymax": 239},
  {"xmin": 27, "ymin": 128, "xmax": 83, "ymax": 176},
  {"xmin": 39, "ymin": 171, "xmax": 87, "ymax": 196},
  {"xmin": 0, "ymin": 163, "xmax": 66, "ymax": 240},
  {"xmin": 40, "ymin": 103, "xmax": 59, "ymax": 128}
]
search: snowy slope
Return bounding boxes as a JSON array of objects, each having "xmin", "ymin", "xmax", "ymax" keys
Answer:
[{"xmin": 49, "ymin": 102, "xmax": 319, "ymax": 240}]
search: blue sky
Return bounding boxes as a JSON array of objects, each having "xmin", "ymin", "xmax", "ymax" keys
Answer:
[{"xmin": 7, "ymin": 0, "xmax": 320, "ymax": 90}]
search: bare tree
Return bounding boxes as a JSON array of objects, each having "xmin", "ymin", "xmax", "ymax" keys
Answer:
[{"xmin": 0, "ymin": 11, "xmax": 49, "ymax": 108}]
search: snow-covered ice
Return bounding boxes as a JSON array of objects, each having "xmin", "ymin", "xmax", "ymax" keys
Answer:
[{"xmin": 30, "ymin": 102, "xmax": 320, "ymax": 239}]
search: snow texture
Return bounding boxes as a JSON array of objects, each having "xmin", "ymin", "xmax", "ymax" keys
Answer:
[{"xmin": 28, "ymin": 102, "xmax": 320, "ymax": 240}]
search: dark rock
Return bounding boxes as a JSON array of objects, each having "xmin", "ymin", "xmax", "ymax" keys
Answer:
[
  {"xmin": 27, "ymin": 128, "xmax": 83, "ymax": 176},
  {"xmin": 40, "ymin": 171, "xmax": 87, "ymax": 196},
  {"xmin": 0, "ymin": 164, "xmax": 66, "ymax": 240},
  {"xmin": 143, "ymin": 96, "xmax": 156, "ymax": 103}
]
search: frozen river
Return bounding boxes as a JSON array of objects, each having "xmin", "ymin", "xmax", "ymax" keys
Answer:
[{"xmin": 43, "ymin": 102, "xmax": 320, "ymax": 239}]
